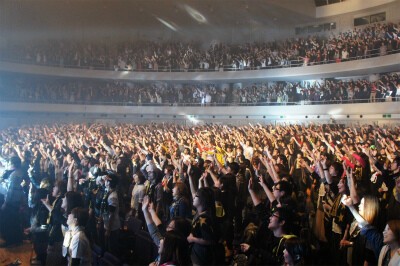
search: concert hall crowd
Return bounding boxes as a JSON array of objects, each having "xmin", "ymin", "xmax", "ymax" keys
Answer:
[
  {"xmin": 0, "ymin": 72, "xmax": 398, "ymax": 106},
  {"xmin": 0, "ymin": 122, "xmax": 399, "ymax": 265},
  {"xmin": 2, "ymin": 21, "xmax": 399, "ymax": 71}
]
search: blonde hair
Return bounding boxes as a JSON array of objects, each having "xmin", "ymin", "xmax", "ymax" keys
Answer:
[{"xmin": 362, "ymin": 195, "xmax": 380, "ymax": 225}]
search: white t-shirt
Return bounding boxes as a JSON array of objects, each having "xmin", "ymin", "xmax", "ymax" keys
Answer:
[
  {"xmin": 102, "ymin": 190, "xmax": 121, "ymax": 231},
  {"xmin": 63, "ymin": 227, "xmax": 92, "ymax": 266},
  {"xmin": 131, "ymin": 184, "xmax": 146, "ymax": 211}
]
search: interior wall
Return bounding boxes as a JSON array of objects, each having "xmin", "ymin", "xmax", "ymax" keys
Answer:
[
  {"xmin": 1, "ymin": 112, "xmax": 398, "ymax": 130},
  {"xmin": 316, "ymin": 0, "xmax": 398, "ymax": 18},
  {"xmin": 284, "ymin": 1, "xmax": 400, "ymax": 39},
  {"xmin": 1, "ymin": 101, "xmax": 398, "ymax": 120},
  {"xmin": 1, "ymin": 1, "xmax": 399, "ymax": 46}
]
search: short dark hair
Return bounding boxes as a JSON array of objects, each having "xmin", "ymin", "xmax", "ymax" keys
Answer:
[
  {"xmin": 170, "ymin": 217, "xmax": 192, "ymax": 238},
  {"xmin": 71, "ymin": 207, "xmax": 89, "ymax": 227},
  {"xmin": 65, "ymin": 191, "xmax": 84, "ymax": 215},
  {"xmin": 277, "ymin": 180, "xmax": 292, "ymax": 196},
  {"xmin": 160, "ymin": 230, "xmax": 191, "ymax": 265},
  {"xmin": 196, "ymin": 187, "xmax": 215, "ymax": 215},
  {"xmin": 9, "ymin": 156, "xmax": 21, "ymax": 169},
  {"xmin": 331, "ymin": 162, "xmax": 344, "ymax": 177},
  {"xmin": 276, "ymin": 207, "xmax": 294, "ymax": 234},
  {"xmin": 278, "ymin": 154, "xmax": 288, "ymax": 166},
  {"xmin": 146, "ymin": 153, "xmax": 153, "ymax": 161},
  {"xmin": 134, "ymin": 172, "xmax": 147, "ymax": 185},
  {"xmin": 55, "ymin": 180, "xmax": 67, "ymax": 197},
  {"xmin": 284, "ymin": 237, "xmax": 306, "ymax": 264},
  {"xmin": 164, "ymin": 165, "xmax": 175, "ymax": 174},
  {"xmin": 106, "ymin": 170, "xmax": 119, "ymax": 188},
  {"xmin": 228, "ymin": 162, "xmax": 240, "ymax": 175},
  {"xmin": 393, "ymin": 156, "xmax": 400, "ymax": 168}
]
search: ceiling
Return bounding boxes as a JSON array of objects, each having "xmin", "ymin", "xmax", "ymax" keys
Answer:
[{"xmin": 2, "ymin": 0, "xmax": 317, "ymax": 31}]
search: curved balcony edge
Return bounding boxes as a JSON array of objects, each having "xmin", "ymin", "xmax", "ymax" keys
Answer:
[
  {"xmin": 1, "ymin": 53, "xmax": 399, "ymax": 82},
  {"xmin": 0, "ymin": 101, "xmax": 398, "ymax": 117}
]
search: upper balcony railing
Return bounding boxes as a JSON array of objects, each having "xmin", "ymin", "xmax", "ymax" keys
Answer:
[
  {"xmin": 1, "ymin": 49, "xmax": 399, "ymax": 73},
  {"xmin": 0, "ymin": 94, "xmax": 398, "ymax": 107}
]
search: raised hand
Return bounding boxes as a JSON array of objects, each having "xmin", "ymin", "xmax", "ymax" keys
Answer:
[
  {"xmin": 248, "ymin": 177, "xmax": 253, "ymax": 191},
  {"xmin": 340, "ymin": 194, "xmax": 353, "ymax": 207},
  {"xmin": 142, "ymin": 195, "xmax": 150, "ymax": 212},
  {"xmin": 258, "ymin": 174, "xmax": 266, "ymax": 187}
]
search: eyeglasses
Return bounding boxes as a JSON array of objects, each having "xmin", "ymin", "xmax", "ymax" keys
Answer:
[
  {"xmin": 271, "ymin": 213, "xmax": 280, "ymax": 219},
  {"xmin": 272, "ymin": 186, "xmax": 281, "ymax": 191},
  {"xmin": 166, "ymin": 224, "xmax": 174, "ymax": 231}
]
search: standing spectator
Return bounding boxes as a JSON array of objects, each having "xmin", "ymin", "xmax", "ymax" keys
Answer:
[
  {"xmin": 187, "ymin": 187, "xmax": 219, "ymax": 265},
  {"xmin": 130, "ymin": 173, "xmax": 146, "ymax": 218},
  {"xmin": 342, "ymin": 195, "xmax": 383, "ymax": 265},
  {"xmin": 170, "ymin": 182, "xmax": 191, "ymax": 221},
  {"xmin": 0, "ymin": 156, "xmax": 25, "ymax": 247},
  {"xmin": 378, "ymin": 220, "xmax": 400, "ymax": 266},
  {"xmin": 62, "ymin": 207, "xmax": 92, "ymax": 266},
  {"xmin": 42, "ymin": 180, "xmax": 68, "ymax": 265},
  {"xmin": 283, "ymin": 237, "xmax": 307, "ymax": 266},
  {"xmin": 370, "ymin": 82, "xmax": 378, "ymax": 102},
  {"xmin": 101, "ymin": 171, "xmax": 121, "ymax": 255}
]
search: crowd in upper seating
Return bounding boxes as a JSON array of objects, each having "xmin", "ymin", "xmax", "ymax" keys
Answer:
[
  {"xmin": 1, "ymin": 21, "xmax": 399, "ymax": 71},
  {"xmin": 1, "ymin": 72, "xmax": 398, "ymax": 105},
  {"xmin": 0, "ymin": 122, "xmax": 399, "ymax": 265}
]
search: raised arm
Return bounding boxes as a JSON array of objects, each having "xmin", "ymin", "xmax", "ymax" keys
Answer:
[
  {"xmin": 206, "ymin": 167, "xmax": 220, "ymax": 188},
  {"xmin": 344, "ymin": 164, "xmax": 359, "ymax": 204},
  {"xmin": 188, "ymin": 170, "xmax": 197, "ymax": 200},
  {"xmin": 258, "ymin": 174, "xmax": 276, "ymax": 204},
  {"xmin": 341, "ymin": 194, "xmax": 367, "ymax": 228},
  {"xmin": 214, "ymin": 154, "xmax": 228, "ymax": 175},
  {"xmin": 141, "ymin": 196, "xmax": 163, "ymax": 247},
  {"xmin": 248, "ymin": 177, "xmax": 262, "ymax": 206},
  {"xmin": 67, "ymin": 161, "xmax": 76, "ymax": 192}
]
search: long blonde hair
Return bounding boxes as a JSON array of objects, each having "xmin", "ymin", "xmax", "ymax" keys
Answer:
[{"xmin": 362, "ymin": 195, "xmax": 380, "ymax": 226}]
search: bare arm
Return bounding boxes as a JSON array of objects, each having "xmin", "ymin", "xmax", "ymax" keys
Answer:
[
  {"xmin": 214, "ymin": 154, "xmax": 228, "ymax": 175},
  {"xmin": 67, "ymin": 162, "xmax": 75, "ymax": 192},
  {"xmin": 248, "ymin": 177, "xmax": 262, "ymax": 206},
  {"xmin": 206, "ymin": 168, "xmax": 221, "ymax": 188},
  {"xmin": 341, "ymin": 195, "xmax": 367, "ymax": 228},
  {"xmin": 345, "ymin": 165, "xmax": 359, "ymax": 204},
  {"xmin": 258, "ymin": 175, "xmax": 276, "ymax": 204},
  {"xmin": 149, "ymin": 202, "xmax": 163, "ymax": 227},
  {"xmin": 188, "ymin": 172, "xmax": 197, "ymax": 200}
]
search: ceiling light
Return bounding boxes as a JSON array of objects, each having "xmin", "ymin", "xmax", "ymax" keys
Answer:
[
  {"xmin": 183, "ymin": 4, "xmax": 207, "ymax": 24},
  {"xmin": 155, "ymin": 17, "xmax": 178, "ymax": 31}
]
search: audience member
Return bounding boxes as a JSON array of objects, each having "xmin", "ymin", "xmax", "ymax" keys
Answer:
[{"xmin": 0, "ymin": 122, "xmax": 399, "ymax": 265}]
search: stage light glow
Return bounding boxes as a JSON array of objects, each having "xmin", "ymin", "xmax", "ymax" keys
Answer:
[
  {"xmin": 118, "ymin": 71, "xmax": 131, "ymax": 77},
  {"xmin": 186, "ymin": 115, "xmax": 199, "ymax": 124},
  {"xmin": 155, "ymin": 17, "xmax": 178, "ymax": 31},
  {"xmin": 328, "ymin": 108, "xmax": 343, "ymax": 115},
  {"xmin": 183, "ymin": 5, "xmax": 207, "ymax": 24}
]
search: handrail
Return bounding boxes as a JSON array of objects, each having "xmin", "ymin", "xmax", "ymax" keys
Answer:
[
  {"xmin": 0, "ymin": 96, "xmax": 398, "ymax": 107},
  {"xmin": 1, "ymin": 49, "xmax": 399, "ymax": 73}
]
